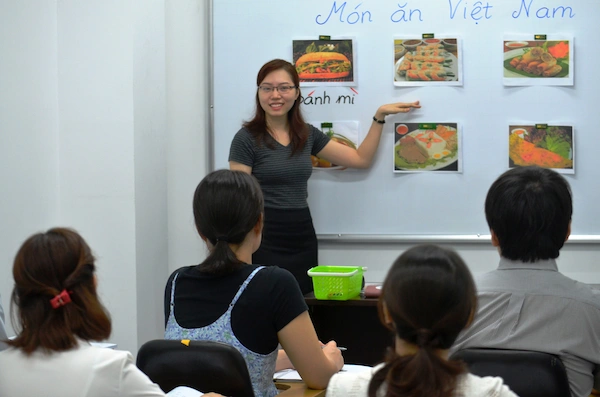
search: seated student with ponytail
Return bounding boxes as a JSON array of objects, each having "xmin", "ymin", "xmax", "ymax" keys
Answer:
[
  {"xmin": 164, "ymin": 169, "xmax": 344, "ymax": 397},
  {"xmin": 0, "ymin": 227, "xmax": 223, "ymax": 397},
  {"xmin": 326, "ymin": 245, "xmax": 517, "ymax": 397}
]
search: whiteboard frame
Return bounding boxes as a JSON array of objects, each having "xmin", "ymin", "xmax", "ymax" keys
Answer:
[
  {"xmin": 209, "ymin": 0, "xmax": 599, "ymax": 243},
  {"xmin": 317, "ymin": 234, "xmax": 600, "ymax": 244}
]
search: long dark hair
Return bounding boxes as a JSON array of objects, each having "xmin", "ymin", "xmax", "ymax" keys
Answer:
[
  {"xmin": 485, "ymin": 165, "xmax": 572, "ymax": 262},
  {"xmin": 243, "ymin": 59, "xmax": 308, "ymax": 155},
  {"xmin": 193, "ymin": 169, "xmax": 264, "ymax": 275},
  {"xmin": 368, "ymin": 245, "xmax": 477, "ymax": 397},
  {"xmin": 8, "ymin": 228, "xmax": 111, "ymax": 354}
]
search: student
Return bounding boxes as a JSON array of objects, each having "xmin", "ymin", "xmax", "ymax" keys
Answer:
[
  {"xmin": 326, "ymin": 244, "xmax": 517, "ymax": 397},
  {"xmin": 0, "ymin": 227, "xmax": 222, "ymax": 397},
  {"xmin": 229, "ymin": 58, "xmax": 421, "ymax": 293},
  {"xmin": 451, "ymin": 166, "xmax": 600, "ymax": 397},
  {"xmin": 0, "ymin": 293, "xmax": 7, "ymax": 351},
  {"xmin": 164, "ymin": 169, "xmax": 344, "ymax": 397}
]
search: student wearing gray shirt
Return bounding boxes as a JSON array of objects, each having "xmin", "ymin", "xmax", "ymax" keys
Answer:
[
  {"xmin": 229, "ymin": 58, "xmax": 420, "ymax": 293},
  {"xmin": 451, "ymin": 166, "xmax": 600, "ymax": 397}
]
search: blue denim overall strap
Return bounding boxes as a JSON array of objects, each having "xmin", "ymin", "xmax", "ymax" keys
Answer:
[{"xmin": 164, "ymin": 266, "xmax": 278, "ymax": 397}]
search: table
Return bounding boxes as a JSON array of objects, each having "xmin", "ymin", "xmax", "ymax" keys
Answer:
[
  {"xmin": 276, "ymin": 382, "xmax": 325, "ymax": 397},
  {"xmin": 304, "ymin": 292, "xmax": 393, "ymax": 366}
]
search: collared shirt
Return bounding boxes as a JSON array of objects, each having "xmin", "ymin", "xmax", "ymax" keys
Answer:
[
  {"xmin": 452, "ymin": 257, "xmax": 600, "ymax": 397},
  {"xmin": 0, "ymin": 293, "xmax": 8, "ymax": 351}
]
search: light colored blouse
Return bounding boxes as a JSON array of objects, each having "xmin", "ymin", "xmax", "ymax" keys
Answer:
[
  {"xmin": 0, "ymin": 340, "xmax": 166, "ymax": 397},
  {"xmin": 326, "ymin": 363, "xmax": 518, "ymax": 397}
]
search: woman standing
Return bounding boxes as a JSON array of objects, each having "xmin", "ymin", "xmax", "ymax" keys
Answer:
[
  {"xmin": 229, "ymin": 59, "xmax": 421, "ymax": 293},
  {"xmin": 326, "ymin": 244, "xmax": 517, "ymax": 397}
]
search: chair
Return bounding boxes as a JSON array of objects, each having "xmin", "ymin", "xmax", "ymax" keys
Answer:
[
  {"xmin": 136, "ymin": 339, "xmax": 255, "ymax": 397},
  {"xmin": 450, "ymin": 348, "xmax": 571, "ymax": 397}
]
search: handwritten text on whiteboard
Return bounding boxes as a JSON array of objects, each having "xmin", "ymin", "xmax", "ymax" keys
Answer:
[{"xmin": 315, "ymin": 0, "xmax": 576, "ymax": 25}]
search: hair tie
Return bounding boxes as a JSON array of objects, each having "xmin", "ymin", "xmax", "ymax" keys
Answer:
[
  {"xmin": 50, "ymin": 289, "xmax": 72, "ymax": 309},
  {"xmin": 215, "ymin": 235, "xmax": 229, "ymax": 243},
  {"xmin": 415, "ymin": 328, "xmax": 435, "ymax": 347}
]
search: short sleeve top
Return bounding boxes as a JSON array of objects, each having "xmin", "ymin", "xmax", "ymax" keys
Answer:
[
  {"xmin": 228, "ymin": 124, "xmax": 330, "ymax": 209},
  {"xmin": 164, "ymin": 264, "xmax": 308, "ymax": 354}
]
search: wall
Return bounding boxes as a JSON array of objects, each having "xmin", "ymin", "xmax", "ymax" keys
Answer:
[
  {"xmin": 0, "ymin": 0, "xmax": 176, "ymax": 353},
  {"xmin": 165, "ymin": 0, "xmax": 210, "ymax": 274},
  {"xmin": 0, "ymin": 0, "xmax": 60, "ymax": 335},
  {"xmin": 133, "ymin": 0, "xmax": 168, "ymax": 350},
  {"xmin": 57, "ymin": 0, "xmax": 139, "ymax": 353}
]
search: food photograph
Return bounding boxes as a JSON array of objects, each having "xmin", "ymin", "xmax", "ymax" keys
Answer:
[
  {"xmin": 508, "ymin": 125, "xmax": 574, "ymax": 173},
  {"xmin": 293, "ymin": 39, "xmax": 355, "ymax": 86},
  {"xmin": 393, "ymin": 37, "xmax": 462, "ymax": 86},
  {"xmin": 394, "ymin": 122, "xmax": 461, "ymax": 172},
  {"xmin": 310, "ymin": 121, "xmax": 359, "ymax": 170},
  {"xmin": 503, "ymin": 36, "xmax": 573, "ymax": 86}
]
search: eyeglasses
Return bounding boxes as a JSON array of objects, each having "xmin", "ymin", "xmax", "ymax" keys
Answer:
[{"xmin": 257, "ymin": 85, "xmax": 297, "ymax": 94}]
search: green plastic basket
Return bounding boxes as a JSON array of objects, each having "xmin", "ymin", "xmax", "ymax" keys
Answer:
[{"xmin": 307, "ymin": 266, "xmax": 365, "ymax": 300}]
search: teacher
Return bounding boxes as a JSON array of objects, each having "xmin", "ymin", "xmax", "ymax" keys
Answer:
[{"xmin": 229, "ymin": 58, "xmax": 420, "ymax": 293}]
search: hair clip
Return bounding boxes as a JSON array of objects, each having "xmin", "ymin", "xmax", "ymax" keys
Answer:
[{"xmin": 50, "ymin": 289, "xmax": 72, "ymax": 309}]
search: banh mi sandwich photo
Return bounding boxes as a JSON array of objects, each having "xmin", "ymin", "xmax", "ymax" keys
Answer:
[{"xmin": 295, "ymin": 52, "xmax": 352, "ymax": 80}]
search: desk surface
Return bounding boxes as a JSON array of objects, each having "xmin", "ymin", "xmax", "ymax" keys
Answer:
[{"xmin": 276, "ymin": 382, "xmax": 325, "ymax": 397}]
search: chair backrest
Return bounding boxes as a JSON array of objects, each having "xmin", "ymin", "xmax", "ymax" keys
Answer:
[
  {"xmin": 450, "ymin": 348, "xmax": 571, "ymax": 397},
  {"xmin": 136, "ymin": 339, "xmax": 255, "ymax": 397}
]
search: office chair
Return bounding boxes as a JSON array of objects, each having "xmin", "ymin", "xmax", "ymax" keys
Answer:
[
  {"xmin": 450, "ymin": 348, "xmax": 571, "ymax": 397},
  {"xmin": 136, "ymin": 339, "xmax": 255, "ymax": 397}
]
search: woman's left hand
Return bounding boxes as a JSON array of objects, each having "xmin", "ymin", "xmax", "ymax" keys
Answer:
[{"xmin": 376, "ymin": 101, "xmax": 421, "ymax": 119}]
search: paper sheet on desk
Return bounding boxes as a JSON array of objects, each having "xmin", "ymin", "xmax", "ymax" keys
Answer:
[{"xmin": 274, "ymin": 364, "xmax": 372, "ymax": 382}]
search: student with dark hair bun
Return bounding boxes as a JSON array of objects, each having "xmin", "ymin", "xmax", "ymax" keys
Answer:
[
  {"xmin": 164, "ymin": 169, "xmax": 344, "ymax": 397},
  {"xmin": 0, "ymin": 228, "xmax": 224, "ymax": 397},
  {"xmin": 326, "ymin": 244, "xmax": 517, "ymax": 397}
]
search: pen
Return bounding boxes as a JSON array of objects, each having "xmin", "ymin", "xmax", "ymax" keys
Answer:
[{"xmin": 322, "ymin": 345, "xmax": 347, "ymax": 351}]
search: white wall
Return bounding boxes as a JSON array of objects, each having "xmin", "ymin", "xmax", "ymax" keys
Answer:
[
  {"xmin": 0, "ymin": 0, "xmax": 60, "ymax": 336},
  {"xmin": 133, "ymin": 0, "xmax": 168, "ymax": 350},
  {"xmin": 165, "ymin": 0, "xmax": 210, "ymax": 274},
  {"xmin": 1, "ymin": 0, "xmax": 179, "ymax": 353},
  {"xmin": 57, "ymin": 0, "xmax": 140, "ymax": 353}
]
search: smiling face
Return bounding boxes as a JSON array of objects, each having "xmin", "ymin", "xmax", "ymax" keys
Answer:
[{"xmin": 258, "ymin": 69, "xmax": 299, "ymax": 123}]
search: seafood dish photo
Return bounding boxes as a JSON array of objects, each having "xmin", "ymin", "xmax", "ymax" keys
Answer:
[
  {"xmin": 394, "ymin": 40, "xmax": 458, "ymax": 82},
  {"xmin": 394, "ymin": 123, "xmax": 459, "ymax": 171}
]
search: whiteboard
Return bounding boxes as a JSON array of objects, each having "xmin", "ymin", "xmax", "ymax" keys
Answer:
[{"xmin": 211, "ymin": 0, "xmax": 600, "ymax": 236}]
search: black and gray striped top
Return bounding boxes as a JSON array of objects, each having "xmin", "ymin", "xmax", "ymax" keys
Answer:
[{"xmin": 228, "ymin": 124, "xmax": 330, "ymax": 209}]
